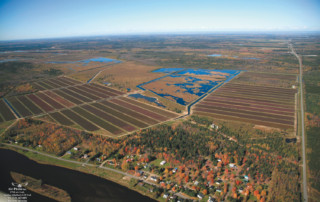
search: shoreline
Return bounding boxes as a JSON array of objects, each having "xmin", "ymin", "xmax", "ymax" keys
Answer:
[{"xmin": 0, "ymin": 144, "xmax": 157, "ymax": 201}]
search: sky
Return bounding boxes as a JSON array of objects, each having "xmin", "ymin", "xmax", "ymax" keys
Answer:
[{"xmin": 0, "ymin": 0, "xmax": 319, "ymax": 40}]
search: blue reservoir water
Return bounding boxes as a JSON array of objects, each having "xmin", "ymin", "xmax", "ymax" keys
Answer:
[
  {"xmin": 208, "ymin": 54, "xmax": 222, "ymax": 57},
  {"xmin": 152, "ymin": 68, "xmax": 185, "ymax": 73},
  {"xmin": 178, "ymin": 69, "xmax": 238, "ymax": 75},
  {"xmin": 47, "ymin": 57, "xmax": 121, "ymax": 66},
  {"xmin": 128, "ymin": 94, "xmax": 165, "ymax": 107}
]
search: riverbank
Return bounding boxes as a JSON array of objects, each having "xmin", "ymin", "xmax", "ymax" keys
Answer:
[{"xmin": 0, "ymin": 144, "xmax": 157, "ymax": 201}]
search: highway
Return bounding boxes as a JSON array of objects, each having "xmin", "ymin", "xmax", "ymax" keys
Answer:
[{"xmin": 289, "ymin": 43, "xmax": 308, "ymax": 202}]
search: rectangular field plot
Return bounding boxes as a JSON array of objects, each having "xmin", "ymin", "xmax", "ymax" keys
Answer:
[
  {"xmin": 31, "ymin": 76, "xmax": 82, "ymax": 91},
  {"xmin": 101, "ymin": 100, "xmax": 159, "ymax": 125},
  {"xmin": 27, "ymin": 94, "xmax": 54, "ymax": 112},
  {"xmin": 49, "ymin": 112, "xmax": 74, "ymax": 126},
  {"xmin": 17, "ymin": 96, "xmax": 43, "ymax": 115},
  {"xmin": 0, "ymin": 99, "xmax": 16, "ymax": 121},
  {"xmin": 110, "ymin": 98, "xmax": 168, "ymax": 121},
  {"xmin": 44, "ymin": 91, "xmax": 74, "ymax": 107},
  {"xmin": 61, "ymin": 109, "xmax": 99, "ymax": 131},
  {"xmin": 92, "ymin": 102, "xmax": 149, "ymax": 128},
  {"xmin": 53, "ymin": 90, "xmax": 83, "ymax": 105},
  {"xmin": 72, "ymin": 106, "xmax": 123, "ymax": 135},
  {"xmin": 7, "ymin": 97, "xmax": 33, "ymax": 117},
  {"xmin": 193, "ymin": 72, "xmax": 297, "ymax": 129},
  {"xmin": 82, "ymin": 104, "xmax": 136, "ymax": 132},
  {"xmin": 91, "ymin": 83, "xmax": 124, "ymax": 96},
  {"xmin": 36, "ymin": 92, "xmax": 65, "ymax": 109}
]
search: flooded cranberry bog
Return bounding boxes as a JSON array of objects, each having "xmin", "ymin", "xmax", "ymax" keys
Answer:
[{"xmin": 2, "ymin": 76, "xmax": 179, "ymax": 137}]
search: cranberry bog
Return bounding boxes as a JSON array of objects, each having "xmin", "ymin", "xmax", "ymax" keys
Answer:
[
  {"xmin": 4, "ymin": 76, "xmax": 179, "ymax": 137},
  {"xmin": 193, "ymin": 72, "xmax": 297, "ymax": 129}
]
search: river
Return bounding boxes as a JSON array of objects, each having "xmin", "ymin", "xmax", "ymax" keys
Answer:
[{"xmin": 0, "ymin": 148, "xmax": 155, "ymax": 202}]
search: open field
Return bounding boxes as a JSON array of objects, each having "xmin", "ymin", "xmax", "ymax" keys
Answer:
[
  {"xmin": 94, "ymin": 61, "xmax": 166, "ymax": 92},
  {"xmin": 193, "ymin": 72, "xmax": 297, "ymax": 129}
]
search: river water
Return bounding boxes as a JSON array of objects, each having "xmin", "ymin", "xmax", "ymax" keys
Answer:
[{"xmin": 0, "ymin": 148, "xmax": 154, "ymax": 202}]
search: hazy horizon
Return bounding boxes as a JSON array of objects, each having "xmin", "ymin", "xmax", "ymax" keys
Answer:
[{"xmin": 1, "ymin": 0, "xmax": 320, "ymax": 40}]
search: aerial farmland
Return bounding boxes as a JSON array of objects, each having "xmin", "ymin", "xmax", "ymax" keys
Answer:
[
  {"xmin": 1, "ymin": 76, "xmax": 178, "ymax": 137},
  {"xmin": 0, "ymin": 34, "xmax": 318, "ymax": 202},
  {"xmin": 193, "ymin": 72, "xmax": 297, "ymax": 129}
]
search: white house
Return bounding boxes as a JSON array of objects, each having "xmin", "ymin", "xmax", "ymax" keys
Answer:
[
  {"xmin": 151, "ymin": 176, "xmax": 158, "ymax": 181},
  {"xmin": 244, "ymin": 175, "xmax": 249, "ymax": 181},
  {"xmin": 160, "ymin": 160, "xmax": 166, "ymax": 166},
  {"xmin": 197, "ymin": 193, "xmax": 204, "ymax": 199}
]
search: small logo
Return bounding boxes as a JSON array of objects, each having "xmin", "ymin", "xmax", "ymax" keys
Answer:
[{"xmin": 11, "ymin": 182, "xmax": 28, "ymax": 188}]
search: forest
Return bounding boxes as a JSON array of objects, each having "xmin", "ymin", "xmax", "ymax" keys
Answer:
[{"xmin": 1, "ymin": 117, "xmax": 301, "ymax": 201}]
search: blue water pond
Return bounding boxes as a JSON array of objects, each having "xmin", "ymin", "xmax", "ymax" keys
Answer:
[
  {"xmin": 208, "ymin": 54, "xmax": 222, "ymax": 57},
  {"xmin": 47, "ymin": 57, "xmax": 121, "ymax": 66},
  {"xmin": 153, "ymin": 68, "xmax": 185, "ymax": 73}
]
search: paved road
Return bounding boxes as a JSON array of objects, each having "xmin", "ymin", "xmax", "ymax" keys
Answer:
[
  {"xmin": 289, "ymin": 43, "xmax": 308, "ymax": 202},
  {"xmin": 1, "ymin": 143, "xmax": 161, "ymax": 188}
]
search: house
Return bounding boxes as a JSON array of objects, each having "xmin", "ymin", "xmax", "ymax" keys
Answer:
[
  {"xmin": 238, "ymin": 187, "xmax": 244, "ymax": 193},
  {"xmin": 173, "ymin": 168, "xmax": 178, "ymax": 173},
  {"xmin": 244, "ymin": 175, "xmax": 249, "ymax": 181},
  {"xmin": 216, "ymin": 189, "xmax": 222, "ymax": 193},
  {"xmin": 216, "ymin": 180, "xmax": 222, "ymax": 185},
  {"xmin": 194, "ymin": 181, "xmax": 199, "ymax": 185},
  {"xmin": 66, "ymin": 151, "xmax": 72, "ymax": 155},
  {"xmin": 137, "ymin": 170, "xmax": 144, "ymax": 175},
  {"xmin": 163, "ymin": 193, "xmax": 169, "ymax": 199},
  {"xmin": 197, "ymin": 193, "xmax": 204, "ymax": 199},
  {"xmin": 108, "ymin": 161, "xmax": 114, "ymax": 165},
  {"xmin": 104, "ymin": 82, "xmax": 111, "ymax": 86},
  {"xmin": 208, "ymin": 196, "xmax": 215, "ymax": 202},
  {"xmin": 160, "ymin": 160, "xmax": 166, "ymax": 166},
  {"xmin": 73, "ymin": 147, "xmax": 78, "ymax": 151},
  {"xmin": 229, "ymin": 163, "xmax": 235, "ymax": 168},
  {"xmin": 211, "ymin": 123, "xmax": 219, "ymax": 130},
  {"xmin": 150, "ymin": 176, "xmax": 158, "ymax": 182},
  {"xmin": 217, "ymin": 159, "xmax": 222, "ymax": 162},
  {"xmin": 144, "ymin": 163, "xmax": 150, "ymax": 169}
]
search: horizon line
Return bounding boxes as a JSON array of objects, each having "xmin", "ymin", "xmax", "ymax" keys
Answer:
[{"xmin": 1, "ymin": 30, "xmax": 320, "ymax": 42}]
